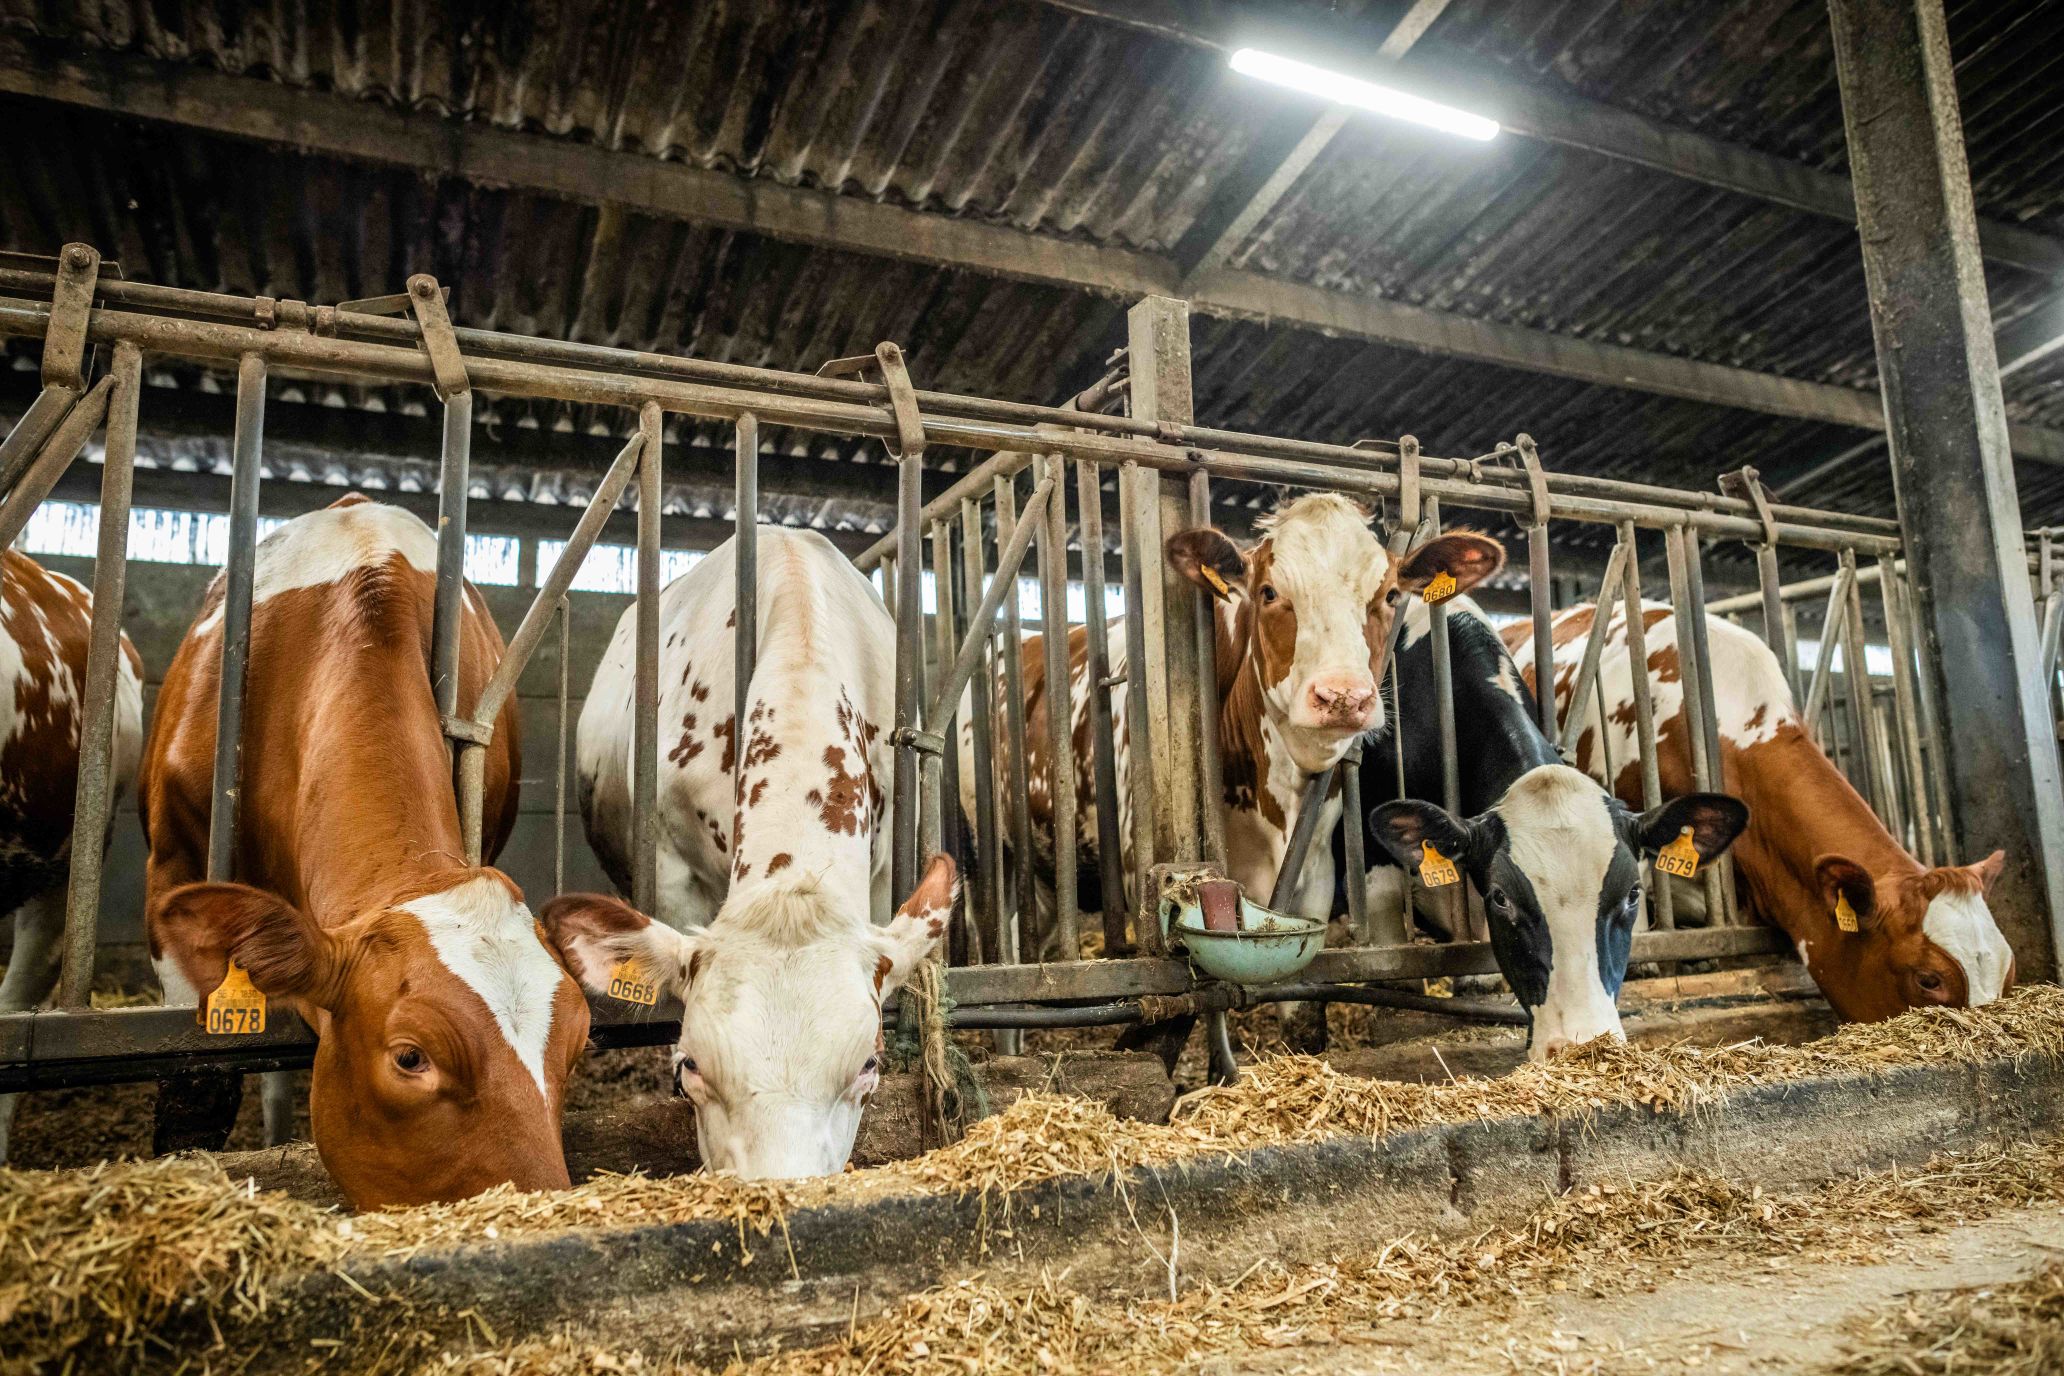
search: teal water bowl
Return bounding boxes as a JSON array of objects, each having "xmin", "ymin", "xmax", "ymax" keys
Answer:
[{"xmin": 1165, "ymin": 894, "xmax": 1326, "ymax": 986}]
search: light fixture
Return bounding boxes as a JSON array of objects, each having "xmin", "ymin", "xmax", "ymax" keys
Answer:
[{"xmin": 1229, "ymin": 48, "xmax": 1500, "ymax": 141}]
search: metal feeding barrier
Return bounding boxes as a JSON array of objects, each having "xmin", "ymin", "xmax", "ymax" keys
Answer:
[{"xmin": 0, "ymin": 248, "xmax": 1934, "ymax": 1093}]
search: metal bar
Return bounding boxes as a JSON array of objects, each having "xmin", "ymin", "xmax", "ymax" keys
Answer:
[
  {"xmin": 1557, "ymin": 541, "xmax": 1629, "ymax": 757},
  {"xmin": 1756, "ymin": 543, "xmax": 1798, "ymax": 700},
  {"xmin": 1190, "ymin": 468, "xmax": 1228, "ymax": 870},
  {"xmin": 631, "ymin": 402, "xmax": 663, "ymax": 915},
  {"xmin": 1269, "ymin": 773, "xmax": 1334, "ymax": 913},
  {"xmin": 0, "ymin": 384, "xmax": 81, "ymax": 496},
  {"xmin": 1076, "ymin": 460, "xmax": 1129, "ymax": 953},
  {"xmin": 891, "ymin": 443, "xmax": 924, "ymax": 902},
  {"xmin": 1341, "ymin": 744, "xmax": 1369, "ymax": 944},
  {"xmin": 1117, "ymin": 460, "xmax": 1162, "ymax": 955},
  {"xmin": 1425, "ymin": 498, "xmax": 1469, "ymax": 940},
  {"xmin": 57, "ymin": 341, "xmax": 139, "ymax": 1008},
  {"xmin": 1838, "ymin": 549, "xmax": 1891, "ymax": 819},
  {"xmin": 556, "ymin": 595, "xmax": 571, "ymax": 895},
  {"xmin": 960, "ymin": 497, "xmax": 1004, "ymax": 963},
  {"xmin": 429, "ymin": 390, "xmax": 472, "ymax": 733},
  {"xmin": 0, "ymin": 375, "xmax": 114, "ymax": 552},
  {"xmin": 1037, "ymin": 452, "xmax": 1080, "ymax": 958},
  {"xmin": 1527, "ymin": 523, "xmax": 1557, "ymax": 739},
  {"xmin": 734, "ymin": 412, "xmax": 759, "ymax": 768},
  {"xmin": 1617, "ymin": 521, "xmax": 1674, "ymax": 931},
  {"xmin": 1879, "ymin": 558, "xmax": 1932, "ymax": 865},
  {"xmin": 205, "ymin": 352, "xmax": 265, "ymax": 882},
  {"xmin": 922, "ymin": 479, "xmax": 1053, "ymax": 731},
  {"xmin": 928, "ymin": 518, "xmax": 958, "ymax": 870},
  {"xmin": 1664, "ymin": 525, "xmax": 1728, "ymax": 923},
  {"xmin": 1802, "ymin": 564, "xmax": 1856, "ymax": 737},
  {"xmin": 1678, "ymin": 527, "xmax": 1737, "ymax": 926},
  {"xmin": 995, "ymin": 476, "xmax": 1036, "ymax": 966}
]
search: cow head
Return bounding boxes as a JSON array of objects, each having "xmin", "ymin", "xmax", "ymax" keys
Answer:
[
  {"xmin": 1168, "ymin": 495, "xmax": 1504, "ymax": 774},
  {"xmin": 1808, "ymin": 850, "xmax": 2013, "ymax": 1020},
  {"xmin": 1371, "ymin": 768, "xmax": 1749, "ymax": 1060},
  {"xmin": 544, "ymin": 853, "xmax": 958, "ymax": 1179},
  {"xmin": 150, "ymin": 873, "xmax": 589, "ymax": 1208}
]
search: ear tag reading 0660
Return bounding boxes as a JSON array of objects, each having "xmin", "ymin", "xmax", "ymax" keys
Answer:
[
  {"xmin": 1419, "ymin": 842, "xmax": 1460, "ymax": 888},
  {"xmin": 1656, "ymin": 826, "xmax": 1701, "ymax": 880},
  {"xmin": 608, "ymin": 958, "xmax": 660, "ymax": 1006},
  {"xmin": 1834, "ymin": 893, "xmax": 1860, "ymax": 933},
  {"xmin": 205, "ymin": 961, "xmax": 266, "ymax": 1036},
  {"xmin": 1423, "ymin": 570, "xmax": 1458, "ymax": 604}
]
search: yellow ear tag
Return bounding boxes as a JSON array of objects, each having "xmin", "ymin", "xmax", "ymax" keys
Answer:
[
  {"xmin": 205, "ymin": 961, "xmax": 267, "ymax": 1036},
  {"xmin": 1833, "ymin": 893, "xmax": 1860, "ymax": 933},
  {"xmin": 1418, "ymin": 841, "xmax": 1459, "ymax": 888},
  {"xmin": 607, "ymin": 957, "xmax": 660, "ymax": 1006},
  {"xmin": 1423, "ymin": 570, "xmax": 1458, "ymax": 604},
  {"xmin": 1200, "ymin": 565, "xmax": 1233, "ymax": 599},
  {"xmin": 1656, "ymin": 826, "xmax": 1701, "ymax": 880}
]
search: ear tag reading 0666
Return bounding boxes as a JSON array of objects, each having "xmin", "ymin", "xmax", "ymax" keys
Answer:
[
  {"xmin": 608, "ymin": 958, "xmax": 660, "ymax": 1006},
  {"xmin": 205, "ymin": 961, "xmax": 266, "ymax": 1036},
  {"xmin": 1834, "ymin": 893, "xmax": 1860, "ymax": 933},
  {"xmin": 1656, "ymin": 826, "xmax": 1701, "ymax": 880},
  {"xmin": 1423, "ymin": 570, "xmax": 1458, "ymax": 604},
  {"xmin": 1419, "ymin": 842, "xmax": 1460, "ymax": 888}
]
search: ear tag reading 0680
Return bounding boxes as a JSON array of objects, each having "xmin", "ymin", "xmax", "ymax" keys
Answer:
[
  {"xmin": 608, "ymin": 958, "xmax": 660, "ymax": 1006},
  {"xmin": 1656, "ymin": 826, "xmax": 1701, "ymax": 880},
  {"xmin": 1423, "ymin": 570, "xmax": 1458, "ymax": 604},
  {"xmin": 1834, "ymin": 893, "xmax": 1860, "ymax": 933},
  {"xmin": 1418, "ymin": 842, "xmax": 1460, "ymax": 888},
  {"xmin": 205, "ymin": 961, "xmax": 267, "ymax": 1036}
]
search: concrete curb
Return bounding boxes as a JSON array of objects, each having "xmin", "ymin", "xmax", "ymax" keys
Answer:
[{"xmin": 228, "ymin": 1049, "xmax": 2064, "ymax": 1369}]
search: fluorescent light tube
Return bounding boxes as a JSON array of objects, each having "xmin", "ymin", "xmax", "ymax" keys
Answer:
[{"xmin": 1230, "ymin": 47, "xmax": 1500, "ymax": 141}]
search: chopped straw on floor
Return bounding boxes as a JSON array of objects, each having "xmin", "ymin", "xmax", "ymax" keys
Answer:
[{"xmin": 1831, "ymin": 1256, "xmax": 2064, "ymax": 1376}]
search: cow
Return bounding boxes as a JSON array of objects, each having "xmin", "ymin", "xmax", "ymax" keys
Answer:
[
  {"xmin": 1357, "ymin": 595, "xmax": 1749, "ymax": 1058},
  {"xmin": 141, "ymin": 495, "xmax": 591, "ymax": 1209},
  {"xmin": 1504, "ymin": 602, "xmax": 2014, "ymax": 1022},
  {"xmin": 959, "ymin": 494, "xmax": 1501, "ymax": 1025},
  {"xmin": 557, "ymin": 527, "xmax": 955, "ymax": 1180},
  {"xmin": 0, "ymin": 550, "xmax": 145, "ymax": 1164}
]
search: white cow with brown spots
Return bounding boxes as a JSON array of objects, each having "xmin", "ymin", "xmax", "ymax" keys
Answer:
[
  {"xmin": 0, "ymin": 550, "xmax": 144, "ymax": 1164},
  {"xmin": 563, "ymin": 527, "xmax": 955, "ymax": 1179}
]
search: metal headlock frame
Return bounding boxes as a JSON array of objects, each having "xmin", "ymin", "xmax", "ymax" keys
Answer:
[{"xmin": 0, "ymin": 249, "xmax": 1929, "ymax": 1090}]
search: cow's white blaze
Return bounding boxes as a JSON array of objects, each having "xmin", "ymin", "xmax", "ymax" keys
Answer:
[
  {"xmin": 1493, "ymin": 765, "xmax": 1627, "ymax": 1059},
  {"xmin": 1253, "ymin": 496, "xmax": 1393, "ymax": 765},
  {"xmin": 196, "ymin": 500, "xmax": 437, "ymax": 634},
  {"xmin": 402, "ymin": 877, "xmax": 563, "ymax": 1100},
  {"xmin": 1923, "ymin": 890, "xmax": 2013, "ymax": 1005}
]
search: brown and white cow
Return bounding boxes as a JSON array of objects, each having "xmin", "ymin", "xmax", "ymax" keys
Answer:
[
  {"xmin": 1504, "ymin": 602, "xmax": 2013, "ymax": 1022},
  {"xmin": 142, "ymin": 495, "xmax": 591, "ymax": 1208},
  {"xmin": 563, "ymin": 527, "xmax": 955, "ymax": 1179},
  {"xmin": 0, "ymin": 550, "xmax": 144, "ymax": 1164},
  {"xmin": 962, "ymin": 493, "xmax": 1502, "ymax": 941}
]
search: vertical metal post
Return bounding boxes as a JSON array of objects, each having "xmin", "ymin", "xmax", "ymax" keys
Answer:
[
  {"xmin": 1037, "ymin": 453, "xmax": 1080, "ymax": 957},
  {"xmin": 1527, "ymin": 529, "xmax": 1556, "ymax": 740},
  {"xmin": 733, "ymin": 412, "xmax": 759, "ymax": 767},
  {"xmin": 1756, "ymin": 544, "xmax": 1797, "ymax": 699},
  {"xmin": 1830, "ymin": 0, "xmax": 2064, "ymax": 974},
  {"xmin": 1838, "ymin": 550, "xmax": 1892, "ymax": 819},
  {"xmin": 1802, "ymin": 565, "xmax": 1855, "ymax": 737},
  {"xmin": 631, "ymin": 403, "xmax": 663, "ymax": 915},
  {"xmin": 1341, "ymin": 744, "xmax": 1369, "ymax": 942},
  {"xmin": 1664, "ymin": 525, "xmax": 1728, "ymax": 923},
  {"xmin": 1189, "ymin": 470, "xmax": 1228, "ymax": 870},
  {"xmin": 57, "ymin": 341, "xmax": 140, "ymax": 1008},
  {"xmin": 205, "ymin": 352, "xmax": 265, "ymax": 883},
  {"xmin": 961, "ymin": 497, "xmax": 1003, "ymax": 961},
  {"xmin": 1617, "ymin": 521, "xmax": 1674, "ymax": 931},
  {"xmin": 556, "ymin": 595, "xmax": 571, "ymax": 895},
  {"xmin": 927, "ymin": 519, "xmax": 957, "ymax": 865},
  {"xmin": 1425, "ymin": 498, "xmax": 1467, "ymax": 939},
  {"xmin": 995, "ymin": 476, "xmax": 1036, "ymax": 965},
  {"xmin": 1679, "ymin": 529, "xmax": 1737, "ymax": 925},
  {"xmin": 1878, "ymin": 556, "xmax": 1934, "ymax": 866},
  {"xmin": 891, "ymin": 446, "xmax": 924, "ymax": 902},
  {"xmin": 1116, "ymin": 459, "xmax": 1162, "ymax": 954},
  {"xmin": 430, "ymin": 391, "xmax": 473, "ymax": 732},
  {"xmin": 1076, "ymin": 461, "xmax": 1129, "ymax": 953}
]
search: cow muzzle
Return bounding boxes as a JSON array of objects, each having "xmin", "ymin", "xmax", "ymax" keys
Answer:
[{"xmin": 1303, "ymin": 675, "xmax": 1377, "ymax": 729}]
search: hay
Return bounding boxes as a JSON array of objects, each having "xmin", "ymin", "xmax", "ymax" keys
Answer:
[{"xmin": 1831, "ymin": 1258, "xmax": 2064, "ymax": 1376}]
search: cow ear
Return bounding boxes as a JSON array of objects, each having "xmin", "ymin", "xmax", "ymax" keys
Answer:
[
  {"xmin": 1970, "ymin": 849, "xmax": 2006, "ymax": 894},
  {"xmin": 1165, "ymin": 528, "xmax": 1248, "ymax": 602},
  {"xmin": 1368, "ymin": 800, "xmax": 1474, "ymax": 871},
  {"xmin": 871, "ymin": 854, "xmax": 960, "ymax": 995},
  {"xmin": 540, "ymin": 893, "xmax": 705, "ymax": 997},
  {"xmin": 1396, "ymin": 532, "xmax": 1504, "ymax": 599},
  {"xmin": 150, "ymin": 882, "xmax": 344, "ymax": 1010},
  {"xmin": 1812, "ymin": 855, "xmax": 1879, "ymax": 931},
  {"xmin": 1633, "ymin": 794, "xmax": 1749, "ymax": 862}
]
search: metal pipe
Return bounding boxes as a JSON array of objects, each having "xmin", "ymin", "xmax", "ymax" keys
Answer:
[
  {"xmin": 1117, "ymin": 460, "xmax": 1162, "ymax": 956},
  {"xmin": 1839, "ymin": 549, "xmax": 1892, "ymax": 818},
  {"xmin": 1528, "ymin": 522, "xmax": 1557, "ymax": 738},
  {"xmin": 631, "ymin": 402, "xmax": 663, "ymax": 915},
  {"xmin": 995, "ymin": 476, "xmax": 1036, "ymax": 969},
  {"xmin": 1269, "ymin": 772, "xmax": 1335, "ymax": 912},
  {"xmin": 1341, "ymin": 743, "xmax": 1369, "ymax": 944},
  {"xmin": 429, "ymin": 391, "xmax": 472, "ymax": 730},
  {"xmin": 1801, "ymin": 562, "xmax": 1855, "ymax": 736},
  {"xmin": 1755, "ymin": 543, "xmax": 1798, "ymax": 700},
  {"xmin": 1678, "ymin": 527, "xmax": 1737, "ymax": 926},
  {"xmin": 1665, "ymin": 525, "xmax": 1728, "ymax": 924},
  {"xmin": 1038, "ymin": 453, "xmax": 1080, "ymax": 958},
  {"xmin": 921, "ymin": 478, "xmax": 1053, "ymax": 731},
  {"xmin": 1557, "ymin": 541, "xmax": 1629, "ymax": 757},
  {"xmin": 1879, "ymin": 557, "xmax": 1933, "ymax": 866},
  {"xmin": 734, "ymin": 413, "xmax": 759, "ymax": 765},
  {"xmin": 928, "ymin": 519, "xmax": 958, "ymax": 870},
  {"xmin": 556, "ymin": 595, "xmax": 571, "ymax": 895},
  {"xmin": 57, "ymin": 341, "xmax": 140, "ymax": 1008},
  {"xmin": 0, "ymin": 384, "xmax": 81, "ymax": 496},
  {"xmin": 891, "ymin": 428, "xmax": 924, "ymax": 900},
  {"xmin": 1190, "ymin": 467, "xmax": 1228, "ymax": 870},
  {"xmin": 960, "ymin": 497, "xmax": 1004, "ymax": 965},
  {"xmin": 206, "ymin": 353, "xmax": 265, "ymax": 882},
  {"xmin": 0, "ymin": 374, "xmax": 115, "ymax": 552},
  {"xmin": 1617, "ymin": 521, "xmax": 1674, "ymax": 931},
  {"xmin": 1077, "ymin": 460, "xmax": 1129, "ymax": 953},
  {"xmin": 1425, "ymin": 499, "xmax": 1468, "ymax": 940}
]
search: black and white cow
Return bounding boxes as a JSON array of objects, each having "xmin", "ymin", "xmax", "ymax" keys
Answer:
[{"xmin": 1357, "ymin": 595, "xmax": 1750, "ymax": 1058}]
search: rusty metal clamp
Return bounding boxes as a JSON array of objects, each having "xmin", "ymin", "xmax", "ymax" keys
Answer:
[
  {"xmin": 819, "ymin": 342, "xmax": 927, "ymax": 460},
  {"xmin": 408, "ymin": 273, "xmax": 471, "ymax": 402},
  {"xmin": 1719, "ymin": 465, "xmax": 1781, "ymax": 549},
  {"xmin": 891, "ymin": 725, "xmax": 947, "ymax": 756},
  {"xmin": 1514, "ymin": 433, "xmax": 1551, "ymax": 531},
  {"xmin": 42, "ymin": 243, "xmax": 99, "ymax": 392},
  {"xmin": 1387, "ymin": 435, "xmax": 1424, "ymax": 558}
]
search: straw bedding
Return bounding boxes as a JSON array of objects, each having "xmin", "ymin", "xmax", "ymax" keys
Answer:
[
  {"xmin": 1831, "ymin": 1256, "xmax": 2064, "ymax": 1376},
  {"xmin": 5, "ymin": 984, "xmax": 2063, "ymax": 1372}
]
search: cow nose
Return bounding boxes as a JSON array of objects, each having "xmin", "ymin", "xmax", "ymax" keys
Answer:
[
  {"xmin": 1540, "ymin": 1036, "xmax": 1572, "ymax": 1060},
  {"xmin": 1307, "ymin": 678, "xmax": 1376, "ymax": 724}
]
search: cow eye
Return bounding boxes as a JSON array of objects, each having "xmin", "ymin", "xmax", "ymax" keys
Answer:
[
  {"xmin": 1916, "ymin": 970, "xmax": 1944, "ymax": 991},
  {"xmin": 1487, "ymin": 887, "xmax": 1513, "ymax": 914},
  {"xmin": 1385, "ymin": 587, "xmax": 1401, "ymax": 606},
  {"xmin": 861, "ymin": 1055, "xmax": 880, "ymax": 1077},
  {"xmin": 392, "ymin": 1045, "xmax": 429, "ymax": 1075},
  {"xmin": 1260, "ymin": 584, "xmax": 1278, "ymax": 604}
]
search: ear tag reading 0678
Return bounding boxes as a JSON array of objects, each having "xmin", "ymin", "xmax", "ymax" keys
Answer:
[
  {"xmin": 1656, "ymin": 826, "xmax": 1701, "ymax": 880},
  {"xmin": 608, "ymin": 958, "xmax": 660, "ymax": 1006},
  {"xmin": 205, "ymin": 961, "xmax": 266, "ymax": 1036},
  {"xmin": 1423, "ymin": 570, "xmax": 1458, "ymax": 604},
  {"xmin": 1419, "ymin": 842, "xmax": 1460, "ymax": 888},
  {"xmin": 1834, "ymin": 893, "xmax": 1860, "ymax": 933}
]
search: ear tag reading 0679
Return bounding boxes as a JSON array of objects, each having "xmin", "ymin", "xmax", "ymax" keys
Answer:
[
  {"xmin": 205, "ymin": 961, "xmax": 267, "ymax": 1036},
  {"xmin": 1423, "ymin": 570, "xmax": 1458, "ymax": 604},
  {"xmin": 608, "ymin": 958, "xmax": 660, "ymax": 1006},
  {"xmin": 1834, "ymin": 893, "xmax": 1860, "ymax": 933},
  {"xmin": 1656, "ymin": 826, "xmax": 1701, "ymax": 880},
  {"xmin": 1419, "ymin": 842, "xmax": 1460, "ymax": 888}
]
